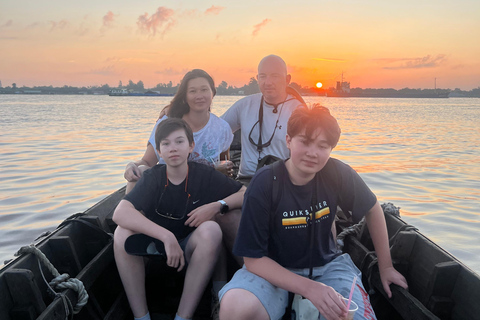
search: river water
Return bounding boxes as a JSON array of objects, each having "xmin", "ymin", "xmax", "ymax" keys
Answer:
[{"xmin": 1, "ymin": 95, "xmax": 479, "ymax": 273}]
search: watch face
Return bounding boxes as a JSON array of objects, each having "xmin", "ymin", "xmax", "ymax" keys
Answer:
[{"xmin": 221, "ymin": 203, "xmax": 229, "ymax": 214}]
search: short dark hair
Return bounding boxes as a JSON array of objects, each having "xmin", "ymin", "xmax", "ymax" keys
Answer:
[
  {"xmin": 169, "ymin": 69, "xmax": 216, "ymax": 118},
  {"xmin": 155, "ymin": 118, "xmax": 194, "ymax": 150},
  {"xmin": 287, "ymin": 104, "xmax": 341, "ymax": 148}
]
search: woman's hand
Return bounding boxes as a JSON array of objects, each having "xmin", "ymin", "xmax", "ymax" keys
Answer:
[
  {"xmin": 124, "ymin": 162, "xmax": 142, "ymax": 182},
  {"xmin": 158, "ymin": 105, "xmax": 170, "ymax": 119},
  {"xmin": 163, "ymin": 233, "xmax": 185, "ymax": 272},
  {"xmin": 185, "ymin": 202, "xmax": 219, "ymax": 227}
]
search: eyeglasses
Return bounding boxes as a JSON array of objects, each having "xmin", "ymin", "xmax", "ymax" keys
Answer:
[{"xmin": 155, "ymin": 167, "xmax": 191, "ymax": 220}]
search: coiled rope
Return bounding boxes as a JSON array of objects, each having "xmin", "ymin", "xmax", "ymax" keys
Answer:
[
  {"xmin": 15, "ymin": 245, "xmax": 89, "ymax": 316},
  {"xmin": 336, "ymin": 202, "xmax": 405, "ymax": 250}
]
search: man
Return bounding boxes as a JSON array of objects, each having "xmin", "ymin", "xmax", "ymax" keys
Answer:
[
  {"xmin": 218, "ymin": 106, "xmax": 408, "ymax": 320},
  {"xmin": 221, "ymin": 54, "xmax": 305, "ymax": 186}
]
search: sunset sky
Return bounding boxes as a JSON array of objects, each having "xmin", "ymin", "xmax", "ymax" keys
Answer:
[{"xmin": 1, "ymin": 0, "xmax": 479, "ymax": 90}]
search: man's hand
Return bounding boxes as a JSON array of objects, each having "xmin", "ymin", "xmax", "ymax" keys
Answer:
[
  {"xmin": 185, "ymin": 202, "xmax": 219, "ymax": 227},
  {"xmin": 163, "ymin": 234, "xmax": 185, "ymax": 272},
  {"xmin": 379, "ymin": 266, "xmax": 408, "ymax": 298},
  {"xmin": 305, "ymin": 282, "xmax": 347, "ymax": 320},
  {"xmin": 124, "ymin": 162, "xmax": 142, "ymax": 182}
]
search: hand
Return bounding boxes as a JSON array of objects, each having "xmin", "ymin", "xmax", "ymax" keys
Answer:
[
  {"xmin": 379, "ymin": 266, "xmax": 408, "ymax": 298},
  {"xmin": 158, "ymin": 105, "xmax": 170, "ymax": 119},
  {"xmin": 215, "ymin": 160, "xmax": 234, "ymax": 177},
  {"xmin": 163, "ymin": 234, "xmax": 185, "ymax": 272},
  {"xmin": 305, "ymin": 282, "xmax": 347, "ymax": 320},
  {"xmin": 124, "ymin": 162, "xmax": 142, "ymax": 182},
  {"xmin": 185, "ymin": 202, "xmax": 219, "ymax": 227}
]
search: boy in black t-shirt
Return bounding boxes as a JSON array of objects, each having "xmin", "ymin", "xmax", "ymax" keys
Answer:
[
  {"xmin": 113, "ymin": 118, "xmax": 245, "ymax": 320},
  {"xmin": 219, "ymin": 106, "xmax": 408, "ymax": 320}
]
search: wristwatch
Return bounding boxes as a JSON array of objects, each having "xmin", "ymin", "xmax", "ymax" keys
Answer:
[{"xmin": 217, "ymin": 200, "xmax": 229, "ymax": 214}]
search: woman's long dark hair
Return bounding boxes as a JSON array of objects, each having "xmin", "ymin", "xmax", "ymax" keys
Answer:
[{"xmin": 169, "ymin": 69, "xmax": 216, "ymax": 118}]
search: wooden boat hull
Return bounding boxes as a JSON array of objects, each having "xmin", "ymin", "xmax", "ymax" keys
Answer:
[{"xmin": 1, "ymin": 188, "xmax": 479, "ymax": 319}]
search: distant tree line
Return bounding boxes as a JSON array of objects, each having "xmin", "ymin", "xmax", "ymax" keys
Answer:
[{"xmin": 1, "ymin": 79, "xmax": 480, "ymax": 98}]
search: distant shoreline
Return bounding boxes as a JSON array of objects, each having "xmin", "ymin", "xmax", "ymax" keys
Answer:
[{"xmin": 2, "ymin": 92, "xmax": 479, "ymax": 98}]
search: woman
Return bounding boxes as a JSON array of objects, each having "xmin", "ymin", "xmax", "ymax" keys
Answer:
[{"xmin": 124, "ymin": 69, "xmax": 234, "ymax": 193}]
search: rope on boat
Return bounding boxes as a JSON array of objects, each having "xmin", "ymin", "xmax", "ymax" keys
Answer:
[
  {"xmin": 15, "ymin": 245, "xmax": 89, "ymax": 315},
  {"xmin": 336, "ymin": 203, "xmax": 405, "ymax": 250},
  {"xmin": 336, "ymin": 217, "xmax": 365, "ymax": 249}
]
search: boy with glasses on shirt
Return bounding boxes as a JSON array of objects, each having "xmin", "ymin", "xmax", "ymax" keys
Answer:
[{"xmin": 113, "ymin": 118, "xmax": 245, "ymax": 320}]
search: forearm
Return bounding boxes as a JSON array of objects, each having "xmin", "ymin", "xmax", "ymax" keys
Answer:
[
  {"xmin": 222, "ymin": 186, "xmax": 246, "ymax": 211},
  {"xmin": 113, "ymin": 200, "xmax": 174, "ymax": 243},
  {"xmin": 365, "ymin": 201, "xmax": 393, "ymax": 270},
  {"xmin": 245, "ymin": 256, "xmax": 318, "ymax": 298}
]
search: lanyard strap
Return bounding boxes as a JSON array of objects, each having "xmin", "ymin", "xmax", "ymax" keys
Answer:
[{"xmin": 308, "ymin": 176, "xmax": 319, "ymax": 279}]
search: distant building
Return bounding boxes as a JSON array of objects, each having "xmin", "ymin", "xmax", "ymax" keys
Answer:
[
  {"xmin": 109, "ymin": 88, "xmax": 129, "ymax": 96},
  {"xmin": 336, "ymin": 80, "xmax": 350, "ymax": 93}
]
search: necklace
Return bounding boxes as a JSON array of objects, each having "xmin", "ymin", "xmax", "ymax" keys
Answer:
[{"xmin": 265, "ymin": 96, "xmax": 294, "ymax": 113}]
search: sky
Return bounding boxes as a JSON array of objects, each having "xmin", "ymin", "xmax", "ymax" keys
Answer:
[{"xmin": 1, "ymin": 0, "xmax": 479, "ymax": 90}]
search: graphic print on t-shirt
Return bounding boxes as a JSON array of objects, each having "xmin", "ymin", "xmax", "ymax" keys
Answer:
[
  {"xmin": 189, "ymin": 141, "xmax": 216, "ymax": 167},
  {"xmin": 282, "ymin": 200, "xmax": 331, "ymax": 230}
]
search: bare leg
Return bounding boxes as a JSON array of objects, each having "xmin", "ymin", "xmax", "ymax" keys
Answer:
[
  {"xmin": 113, "ymin": 226, "xmax": 148, "ymax": 318},
  {"xmin": 215, "ymin": 208, "xmax": 243, "ymax": 266},
  {"xmin": 176, "ymin": 221, "xmax": 223, "ymax": 319},
  {"xmin": 219, "ymin": 289, "xmax": 269, "ymax": 320}
]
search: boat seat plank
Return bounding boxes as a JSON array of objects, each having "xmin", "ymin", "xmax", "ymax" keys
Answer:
[
  {"xmin": 451, "ymin": 268, "xmax": 480, "ymax": 320},
  {"xmin": 424, "ymin": 261, "xmax": 460, "ymax": 318},
  {"xmin": 369, "ymin": 265, "xmax": 440, "ymax": 320},
  {"xmin": 48, "ymin": 236, "xmax": 83, "ymax": 275},
  {"xmin": 3, "ymin": 269, "xmax": 46, "ymax": 320}
]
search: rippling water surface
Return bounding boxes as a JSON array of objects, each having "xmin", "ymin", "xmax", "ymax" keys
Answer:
[{"xmin": 1, "ymin": 95, "xmax": 479, "ymax": 273}]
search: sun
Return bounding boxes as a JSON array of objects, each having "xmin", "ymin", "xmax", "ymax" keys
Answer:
[{"xmin": 316, "ymin": 82, "xmax": 323, "ymax": 88}]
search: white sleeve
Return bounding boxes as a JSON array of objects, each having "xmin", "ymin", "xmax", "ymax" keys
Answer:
[
  {"xmin": 220, "ymin": 101, "xmax": 241, "ymax": 133},
  {"xmin": 221, "ymin": 121, "xmax": 234, "ymax": 152}
]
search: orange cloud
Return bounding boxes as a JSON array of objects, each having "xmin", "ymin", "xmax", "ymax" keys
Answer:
[
  {"xmin": 88, "ymin": 65, "xmax": 118, "ymax": 76},
  {"xmin": 26, "ymin": 22, "xmax": 42, "ymax": 29},
  {"xmin": 1, "ymin": 20, "xmax": 13, "ymax": 28},
  {"xmin": 312, "ymin": 58, "xmax": 346, "ymax": 62},
  {"xmin": 154, "ymin": 68, "xmax": 190, "ymax": 76},
  {"xmin": 49, "ymin": 20, "xmax": 68, "ymax": 32},
  {"xmin": 376, "ymin": 55, "xmax": 448, "ymax": 70},
  {"xmin": 105, "ymin": 57, "xmax": 151, "ymax": 63},
  {"xmin": 103, "ymin": 11, "xmax": 115, "ymax": 27},
  {"xmin": 205, "ymin": 5, "xmax": 225, "ymax": 15},
  {"xmin": 252, "ymin": 19, "xmax": 271, "ymax": 37},
  {"xmin": 137, "ymin": 7, "xmax": 176, "ymax": 37}
]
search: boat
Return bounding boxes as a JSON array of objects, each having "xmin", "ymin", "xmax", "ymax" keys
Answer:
[
  {"xmin": 2, "ymin": 165, "xmax": 479, "ymax": 319},
  {"xmin": 109, "ymin": 89, "xmax": 173, "ymax": 97}
]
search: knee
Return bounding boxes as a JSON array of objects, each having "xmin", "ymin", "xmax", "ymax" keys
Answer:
[
  {"xmin": 195, "ymin": 221, "xmax": 223, "ymax": 248},
  {"xmin": 220, "ymin": 289, "xmax": 266, "ymax": 320},
  {"xmin": 113, "ymin": 226, "xmax": 133, "ymax": 252}
]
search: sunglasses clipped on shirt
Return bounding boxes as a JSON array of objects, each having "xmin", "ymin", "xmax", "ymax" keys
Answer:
[
  {"xmin": 248, "ymin": 96, "xmax": 293, "ymax": 153},
  {"xmin": 155, "ymin": 167, "xmax": 191, "ymax": 220}
]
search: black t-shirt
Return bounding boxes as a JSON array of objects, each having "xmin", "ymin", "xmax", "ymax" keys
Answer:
[
  {"xmin": 124, "ymin": 162, "xmax": 243, "ymax": 241},
  {"xmin": 233, "ymin": 158, "xmax": 377, "ymax": 269}
]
